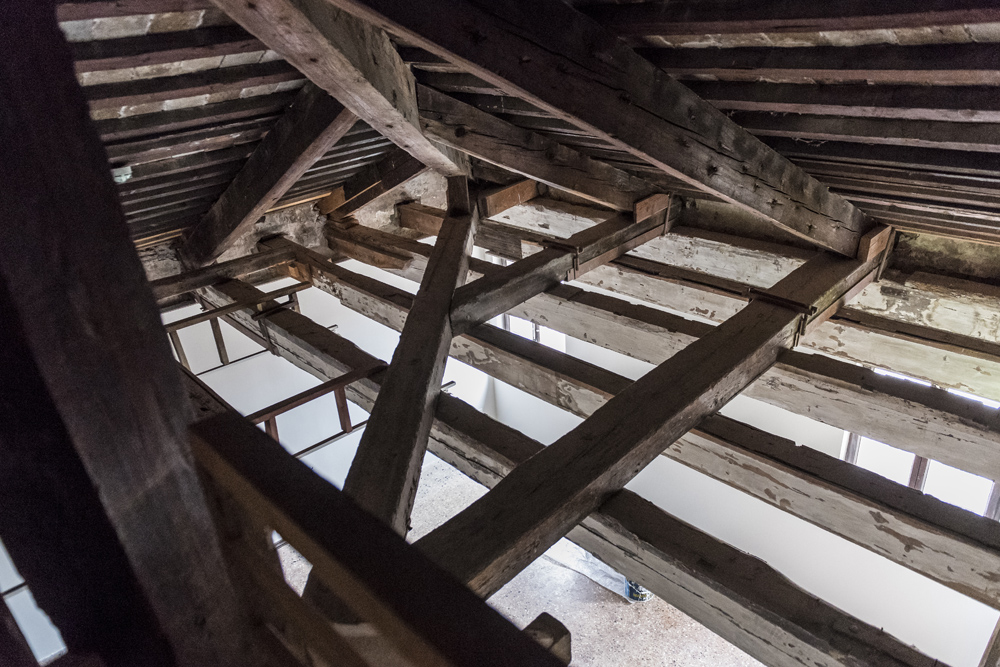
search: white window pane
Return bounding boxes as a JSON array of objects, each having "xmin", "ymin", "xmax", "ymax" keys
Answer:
[
  {"xmin": 538, "ymin": 325, "xmax": 566, "ymax": 353},
  {"xmin": 508, "ymin": 315, "xmax": 534, "ymax": 340},
  {"xmin": 856, "ymin": 437, "xmax": 915, "ymax": 486},
  {"xmin": 924, "ymin": 461, "xmax": 994, "ymax": 515}
]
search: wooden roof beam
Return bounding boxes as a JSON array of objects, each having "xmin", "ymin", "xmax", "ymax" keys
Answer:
[
  {"xmin": 198, "ymin": 248, "xmax": 934, "ymax": 667},
  {"xmin": 179, "ymin": 84, "xmax": 357, "ymax": 265},
  {"xmin": 581, "ymin": 0, "xmax": 1000, "ymax": 37},
  {"xmin": 341, "ymin": 178, "xmax": 478, "ymax": 535},
  {"xmin": 317, "ymin": 147, "xmax": 429, "ymax": 219},
  {"xmin": 324, "ymin": 0, "xmax": 872, "ymax": 256},
  {"xmin": 207, "ymin": 0, "xmax": 466, "ymax": 177}
]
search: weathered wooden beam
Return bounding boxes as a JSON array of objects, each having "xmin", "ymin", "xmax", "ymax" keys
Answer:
[
  {"xmin": 325, "ymin": 0, "xmax": 872, "ymax": 255},
  {"xmin": 282, "ymin": 245, "xmax": 1000, "ymax": 611},
  {"xmin": 192, "ymin": 413, "xmax": 567, "ymax": 667},
  {"xmin": 640, "ymin": 44, "xmax": 1000, "ymax": 88},
  {"xmin": 582, "ymin": 0, "xmax": 1000, "ymax": 36},
  {"xmin": 207, "ymin": 0, "xmax": 465, "ymax": 176},
  {"xmin": 56, "ymin": 0, "xmax": 212, "ymax": 20},
  {"xmin": 84, "ymin": 60, "xmax": 302, "ymax": 110},
  {"xmin": 418, "ymin": 85, "xmax": 657, "ymax": 211},
  {"xmin": 735, "ymin": 112, "xmax": 1000, "ymax": 154},
  {"xmin": 416, "ymin": 252, "xmax": 878, "ymax": 598},
  {"xmin": 450, "ymin": 212, "xmax": 670, "ymax": 336},
  {"xmin": 208, "ymin": 247, "xmax": 939, "ymax": 667},
  {"xmin": 0, "ymin": 3, "xmax": 259, "ymax": 663},
  {"xmin": 342, "ymin": 178, "xmax": 478, "ymax": 534},
  {"xmin": 684, "ymin": 80, "xmax": 1000, "ymax": 123},
  {"xmin": 317, "ymin": 147, "xmax": 428, "ymax": 218},
  {"xmin": 180, "ymin": 84, "xmax": 357, "ymax": 265},
  {"xmin": 71, "ymin": 25, "xmax": 262, "ymax": 73},
  {"xmin": 150, "ymin": 246, "xmax": 295, "ymax": 302},
  {"xmin": 479, "ymin": 179, "xmax": 540, "ymax": 218}
]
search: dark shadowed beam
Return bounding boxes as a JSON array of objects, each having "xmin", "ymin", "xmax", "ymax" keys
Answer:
[
  {"xmin": 684, "ymin": 81, "xmax": 1000, "ymax": 124},
  {"xmin": 582, "ymin": 0, "xmax": 1000, "ymax": 36},
  {"xmin": 418, "ymin": 85, "xmax": 658, "ymax": 211},
  {"xmin": 642, "ymin": 44, "xmax": 1000, "ymax": 88},
  {"xmin": 207, "ymin": 0, "xmax": 466, "ymax": 176},
  {"xmin": 342, "ymin": 178, "xmax": 478, "ymax": 534},
  {"xmin": 317, "ymin": 147, "xmax": 428, "ymax": 218},
  {"xmin": 0, "ymin": 3, "xmax": 260, "ymax": 665},
  {"xmin": 56, "ymin": 0, "xmax": 212, "ymax": 20},
  {"xmin": 326, "ymin": 0, "xmax": 871, "ymax": 256},
  {"xmin": 150, "ymin": 245, "xmax": 295, "ymax": 302},
  {"xmin": 180, "ymin": 84, "xmax": 357, "ymax": 265},
  {"xmin": 416, "ymin": 251, "xmax": 881, "ymax": 598}
]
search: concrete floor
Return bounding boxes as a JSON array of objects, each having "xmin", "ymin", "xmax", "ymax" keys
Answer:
[{"xmin": 279, "ymin": 453, "xmax": 763, "ymax": 667}]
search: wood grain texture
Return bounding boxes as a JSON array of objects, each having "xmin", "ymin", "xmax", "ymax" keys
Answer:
[
  {"xmin": 181, "ymin": 84, "xmax": 357, "ymax": 265},
  {"xmin": 327, "ymin": 0, "xmax": 871, "ymax": 255},
  {"xmin": 342, "ymin": 179, "xmax": 478, "ymax": 534},
  {"xmin": 208, "ymin": 0, "xmax": 465, "ymax": 175},
  {"xmin": 0, "ymin": 3, "xmax": 259, "ymax": 664}
]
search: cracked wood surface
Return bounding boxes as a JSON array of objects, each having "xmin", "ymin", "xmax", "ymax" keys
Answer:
[
  {"xmin": 324, "ymin": 0, "xmax": 871, "ymax": 255},
  {"xmin": 208, "ymin": 0, "xmax": 465, "ymax": 176}
]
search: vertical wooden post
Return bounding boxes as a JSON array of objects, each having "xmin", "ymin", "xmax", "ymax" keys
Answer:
[
  {"xmin": 334, "ymin": 387, "xmax": 352, "ymax": 433},
  {"xmin": 264, "ymin": 418, "xmax": 279, "ymax": 442},
  {"xmin": 908, "ymin": 456, "xmax": 930, "ymax": 491},
  {"xmin": 0, "ymin": 3, "xmax": 261, "ymax": 665},
  {"xmin": 168, "ymin": 330, "xmax": 191, "ymax": 371},
  {"xmin": 210, "ymin": 318, "xmax": 231, "ymax": 365}
]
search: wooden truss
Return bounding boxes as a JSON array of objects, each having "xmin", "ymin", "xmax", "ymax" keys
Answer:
[{"xmin": 7, "ymin": 0, "xmax": 1000, "ymax": 666}]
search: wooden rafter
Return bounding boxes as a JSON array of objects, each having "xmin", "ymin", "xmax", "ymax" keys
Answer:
[
  {"xmin": 207, "ymin": 0, "xmax": 466, "ymax": 176},
  {"xmin": 180, "ymin": 84, "xmax": 358, "ymax": 265},
  {"xmin": 317, "ymin": 147, "xmax": 428, "ymax": 218},
  {"xmin": 323, "ymin": 0, "xmax": 872, "ymax": 256},
  {"xmin": 341, "ymin": 178, "xmax": 478, "ymax": 534}
]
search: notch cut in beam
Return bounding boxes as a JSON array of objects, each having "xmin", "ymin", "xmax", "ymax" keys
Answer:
[
  {"xmin": 326, "ymin": 0, "xmax": 871, "ymax": 256},
  {"xmin": 207, "ymin": 0, "xmax": 465, "ymax": 176},
  {"xmin": 180, "ymin": 84, "xmax": 357, "ymax": 265}
]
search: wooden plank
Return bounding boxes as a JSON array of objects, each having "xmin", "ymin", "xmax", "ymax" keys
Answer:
[
  {"xmin": 640, "ymin": 44, "xmax": 1000, "ymax": 88},
  {"xmin": 449, "ymin": 212, "xmax": 669, "ymax": 335},
  {"xmin": 418, "ymin": 85, "xmax": 657, "ymax": 211},
  {"xmin": 84, "ymin": 60, "xmax": 302, "ymax": 110},
  {"xmin": 317, "ymin": 147, "xmax": 428, "ymax": 217},
  {"xmin": 479, "ymin": 179, "xmax": 540, "ymax": 218},
  {"xmin": 684, "ymin": 80, "xmax": 1000, "ymax": 123},
  {"xmin": 208, "ymin": 0, "xmax": 465, "ymax": 176},
  {"xmin": 181, "ymin": 84, "xmax": 357, "ymax": 264},
  {"xmin": 71, "ymin": 25, "xmax": 262, "ymax": 73},
  {"xmin": 149, "ymin": 246, "xmax": 295, "ymax": 301},
  {"xmin": 343, "ymin": 178, "xmax": 478, "ymax": 534},
  {"xmin": 326, "ymin": 0, "xmax": 872, "ymax": 256},
  {"xmin": 0, "ymin": 3, "xmax": 259, "ymax": 663},
  {"xmin": 106, "ymin": 117, "xmax": 272, "ymax": 167},
  {"xmin": 734, "ymin": 112, "xmax": 1000, "ymax": 154},
  {"xmin": 192, "ymin": 413, "xmax": 566, "ymax": 667},
  {"xmin": 415, "ymin": 252, "xmax": 876, "ymax": 597},
  {"xmin": 56, "ymin": 0, "xmax": 212, "ymax": 20},
  {"xmin": 582, "ymin": 0, "xmax": 1000, "ymax": 36}
]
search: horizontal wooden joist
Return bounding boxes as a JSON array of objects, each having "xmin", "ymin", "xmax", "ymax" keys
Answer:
[
  {"xmin": 327, "ymin": 0, "xmax": 872, "ymax": 256},
  {"xmin": 190, "ymin": 255, "xmax": 936, "ymax": 667},
  {"xmin": 56, "ymin": 0, "xmax": 213, "ymax": 21},
  {"xmin": 105, "ymin": 116, "xmax": 272, "ymax": 167},
  {"xmin": 71, "ymin": 25, "xmax": 263, "ymax": 73},
  {"xmin": 270, "ymin": 242, "xmax": 1000, "ymax": 611},
  {"xmin": 149, "ymin": 246, "xmax": 295, "ymax": 302},
  {"xmin": 640, "ymin": 43, "xmax": 1000, "ymax": 88},
  {"xmin": 317, "ymin": 147, "xmax": 428, "ymax": 218},
  {"xmin": 580, "ymin": 0, "xmax": 1000, "ymax": 37},
  {"xmin": 348, "ymin": 218, "xmax": 1000, "ymax": 483},
  {"xmin": 686, "ymin": 81, "xmax": 1000, "ymax": 124}
]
